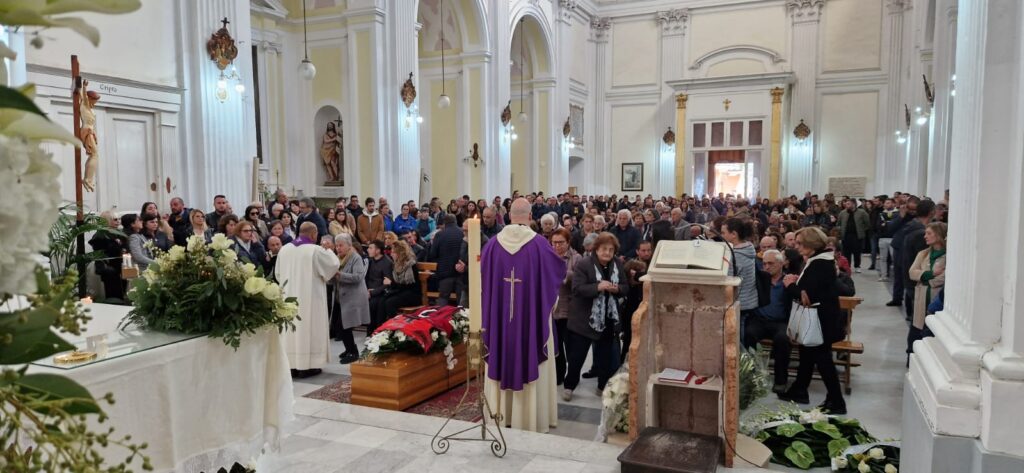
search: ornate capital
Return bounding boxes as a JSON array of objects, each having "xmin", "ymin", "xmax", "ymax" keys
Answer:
[
  {"xmin": 590, "ymin": 17, "xmax": 612, "ymax": 42},
  {"xmin": 657, "ymin": 8, "xmax": 689, "ymax": 35},
  {"xmin": 771, "ymin": 87, "xmax": 784, "ymax": 104},
  {"xmin": 676, "ymin": 94, "xmax": 688, "ymax": 109},
  {"xmin": 887, "ymin": 0, "xmax": 911, "ymax": 14},
  {"xmin": 558, "ymin": 0, "xmax": 578, "ymax": 24},
  {"xmin": 787, "ymin": 0, "xmax": 825, "ymax": 22}
]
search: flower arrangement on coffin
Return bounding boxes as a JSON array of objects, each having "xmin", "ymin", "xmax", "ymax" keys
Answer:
[
  {"xmin": 123, "ymin": 234, "xmax": 299, "ymax": 349},
  {"xmin": 361, "ymin": 306, "xmax": 470, "ymax": 370},
  {"xmin": 832, "ymin": 443, "xmax": 900, "ymax": 473},
  {"xmin": 601, "ymin": 370, "xmax": 630, "ymax": 434},
  {"xmin": 741, "ymin": 404, "xmax": 877, "ymax": 470}
]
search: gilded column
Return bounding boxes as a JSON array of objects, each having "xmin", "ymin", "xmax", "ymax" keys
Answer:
[
  {"xmin": 770, "ymin": 87, "xmax": 784, "ymax": 200},
  {"xmin": 673, "ymin": 94, "xmax": 687, "ymax": 195}
]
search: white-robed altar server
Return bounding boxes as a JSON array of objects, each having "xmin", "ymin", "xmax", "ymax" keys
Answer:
[{"xmin": 275, "ymin": 221, "xmax": 340, "ymax": 378}]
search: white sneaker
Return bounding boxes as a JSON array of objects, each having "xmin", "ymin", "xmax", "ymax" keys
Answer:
[
  {"xmin": 562, "ymin": 389, "xmax": 573, "ymax": 402},
  {"xmin": 855, "ymin": 268, "xmax": 862, "ymax": 273}
]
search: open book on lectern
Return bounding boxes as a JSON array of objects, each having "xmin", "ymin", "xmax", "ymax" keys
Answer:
[{"xmin": 645, "ymin": 239, "xmax": 732, "ymax": 281}]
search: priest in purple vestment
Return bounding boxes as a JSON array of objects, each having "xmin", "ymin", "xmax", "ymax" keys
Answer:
[{"xmin": 481, "ymin": 198, "xmax": 564, "ymax": 433}]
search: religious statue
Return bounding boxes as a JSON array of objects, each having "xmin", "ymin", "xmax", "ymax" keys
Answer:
[
  {"xmin": 320, "ymin": 121, "xmax": 342, "ymax": 184},
  {"xmin": 481, "ymin": 198, "xmax": 564, "ymax": 433},
  {"xmin": 76, "ymin": 79, "xmax": 101, "ymax": 192}
]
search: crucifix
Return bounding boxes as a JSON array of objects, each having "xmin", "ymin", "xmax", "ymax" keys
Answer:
[
  {"xmin": 723, "ymin": 98, "xmax": 732, "ymax": 111},
  {"xmin": 503, "ymin": 268, "xmax": 522, "ymax": 323},
  {"xmin": 221, "ymin": 17, "xmax": 230, "ymax": 29}
]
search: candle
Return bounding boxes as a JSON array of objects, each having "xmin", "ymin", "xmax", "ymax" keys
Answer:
[{"xmin": 468, "ymin": 217, "xmax": 482, "ymax": 333}]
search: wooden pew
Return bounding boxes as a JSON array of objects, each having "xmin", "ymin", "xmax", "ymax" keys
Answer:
[{"xmin": 398, "ymin": 262, "xmax": 457, "ymax": 314}]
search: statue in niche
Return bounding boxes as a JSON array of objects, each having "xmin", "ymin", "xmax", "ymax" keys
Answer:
[
  {"xmin": 320, "ymin": 121, "xmax": 343, "ymax": 184},
  {"xmin": 76, "ymin": 79, "xmax": 101, "ymax": 192}
]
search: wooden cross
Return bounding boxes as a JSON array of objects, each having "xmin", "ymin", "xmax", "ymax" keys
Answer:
[
  {"xmin": 723, "ymin": 98, "xmax": 732, "ymax": 111},
  {"xmin": 503, "ymin": 268, "xmax": 522, "ymax": 323}
]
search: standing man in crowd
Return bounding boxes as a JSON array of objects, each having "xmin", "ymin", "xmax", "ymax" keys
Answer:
[
  {"xmin": 609, "ymin": 209, "xmax": 641, "ymax": 259},
  {"xmin": 356, "ymin": 197, "xmax": 384, "ymax": 246},
  {"xmin": 206, "ymin": 194, "xmax": 230, "ymax": 229},
  {"xmin": 296, "ymin": 197, "xmax": 328, "ymax": 240},
  {"xmin": 838, "ymin": 198, "xmax": 870, "ymax": 273},
  {"xmin": 429, "ymin": 215, "xmax": 463, "ymax": 305}
]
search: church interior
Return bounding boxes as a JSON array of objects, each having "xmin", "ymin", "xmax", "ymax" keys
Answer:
[{"xmin": 2, "ymin": 0, "xmax": 1023, "ymax": 472}]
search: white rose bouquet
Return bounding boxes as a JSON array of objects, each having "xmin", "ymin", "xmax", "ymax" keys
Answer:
[
  {"xmin": 361, "ymin": 308, "xmax": 470, "ymax": 366},
  {"xmin": 123, "ymin": 234, "xmax": 298, "ymax": 348},
  {"xmin": 831, "ymin": 443, "xmax": 900, "ymax": 473}
]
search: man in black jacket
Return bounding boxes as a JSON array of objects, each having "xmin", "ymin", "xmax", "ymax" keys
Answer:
[
  {"xmin": 205, "ymin": 195, "xmax": 230, "ymax": 230},
  {"xmin": 428, "ymin": 215, "xmax": 463, "ymax": 306},
  {"xmin": 296, "ymin": 197, "xmax": 329, "ymax": 241},
  {"xmin": 900, "ymin": 199, "xmax": 935, "ymax": 321},
  {"xmin": 609, "ymin": 209, "xmax": 642, "ymax": 259},
  {"xmin": 365, "ymin": 240, "xmax": 393, "ymax": 334}
]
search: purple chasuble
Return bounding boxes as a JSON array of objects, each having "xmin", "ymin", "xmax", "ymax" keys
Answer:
[
  {"xmin": 291, "ymin": 236, "xmax": 315, "ymax": 247},
  {"xmin": 481, "ymin": 232, "xmax": 564, "ymax": 391}
]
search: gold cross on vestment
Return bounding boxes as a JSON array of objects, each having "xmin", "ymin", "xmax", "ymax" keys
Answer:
[
  {"xmin": 723, "ymin": 98, "xmax": 732, "ymax": 111},
  {"xmin": 504, "ymin": 268, "xmax": 522, "ymax": 323}
]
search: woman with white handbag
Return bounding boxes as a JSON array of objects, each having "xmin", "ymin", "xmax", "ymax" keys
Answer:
[{"xmin": 777, "ymin": 227, "xmax": 848, "ymax": 415}]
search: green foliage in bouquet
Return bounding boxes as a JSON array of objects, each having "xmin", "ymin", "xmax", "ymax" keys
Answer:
[
  {"xmin": 123, "ymin": 235, "xmax": 299, "ymax": 349},
  {"xmin": 741, "ymin": 404, "xmax": 877, "ymax": 470},
  {"xmin": 739, "ymin": 346, "xmax": 770, "ymax": 410},
  {"xmin": 1, "ymin": 270, "xmax": 151, "ymax": 472}
]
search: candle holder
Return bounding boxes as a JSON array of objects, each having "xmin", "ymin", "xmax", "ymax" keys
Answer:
[{"xmin": 431, "ymin": 330, "xmax": 507, "ymax": 458}]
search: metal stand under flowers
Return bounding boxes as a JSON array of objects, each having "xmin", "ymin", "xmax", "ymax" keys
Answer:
[{"xmin": 430, "ymin": 331, "xmax": 507, "ymax": 458}]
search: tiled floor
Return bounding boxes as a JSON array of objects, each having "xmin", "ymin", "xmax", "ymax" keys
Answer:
[{"xmin": 273, "ymin": 264, "xmax": 909, "ymax": 472}]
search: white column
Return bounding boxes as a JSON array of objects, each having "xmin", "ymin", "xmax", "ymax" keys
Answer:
[
  {"xmin": 903, "ymin": 0, "xmax": 929, "ymax": 196},
  {"xmin": 590, "ymin": 17, "xmax": 611, "ymax": 195},
  {"xmin": 385, "ymin": 0, "xmax": 421, "ymax": 206},
  {"xmin": 785, "ymin": 0, "xmax": 824, "ymax": 195},
  {"xmin": 179, "ymin": 0, "xmax": 257, "ymax": 208},
  {"xmin": 925, "ymin": 0, "xmax": 957, "ymax": 199},
  {"xmin": 879, "ymin": 0, "xmax": 907, "ymax": 194},
  {"xmin": 657, "ymin": 9, "xmax": 688, "ymax": 197},
  {"xmin": 551, "ymin": 0, "xmax": 577, "ymax": 194},
  {"xmin": 906, "ymin": 0, "xmax": 1024, "ymax": 460},
  {"xmin": 488, "ymin": 0, "xmax": 512, "ymax": 198}
]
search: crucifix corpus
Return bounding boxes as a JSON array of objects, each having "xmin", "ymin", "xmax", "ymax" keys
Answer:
[{"xmin": 723, "ymin": 98, "xmax": 732, "ymax": 111}]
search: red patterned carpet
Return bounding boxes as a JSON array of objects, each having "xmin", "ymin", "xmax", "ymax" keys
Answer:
[{"xmin": 304, "ymin": 375, "xmax": 484, "ymax": 422}]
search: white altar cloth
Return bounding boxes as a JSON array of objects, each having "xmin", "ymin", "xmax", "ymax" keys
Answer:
[{"xmin": 29, "ymin": 304, "xmax": 294, "ymax": 472}]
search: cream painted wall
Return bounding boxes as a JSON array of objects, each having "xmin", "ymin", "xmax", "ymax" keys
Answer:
[
  {"xmin": 611, "ymin": 20, "xmax": 658, "ymax": 87},
  {"xmin": 26, "ymin": 1, "xmax": 180, "ymax": 86},
  {"xmin": 430, "ymin": 78, "xmax": 459, "ymax": 198},
  {"xmin": 469, "ymin": 68, "xmax": 484, "ymax": 197},
  {"xmin": 310, "ymin": 46, "xmax": 344, "ymax": 106},
  {"xmin": 822, "ymin": 0, "xmax": 883, "ymax": 72},
  {"xmin": 611, "ymin": 104, "xmax": 657, "ymax": 193},
  {"xmin": 817, "ymin": 91, "xmax": 879, "ymax": 191},
  {"xmin": 706, "ymin": 58, "xmax": 768, "ymax": 77},
  {"xmin": 356, "ymin": 30, "xmax": 376, "ymax": 197},
  {"xmin": 689, "ymin": 6, "xmax": 787, "ymax": 62}
]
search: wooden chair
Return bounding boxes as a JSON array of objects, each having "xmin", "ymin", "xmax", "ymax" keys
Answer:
[
  {"xmin": 759, "ymin": 296, "xmax": 865, "ymax": 394},
  {"xmin": 397, "ymin": 262, "xmax": 457, "ymax": 314}
]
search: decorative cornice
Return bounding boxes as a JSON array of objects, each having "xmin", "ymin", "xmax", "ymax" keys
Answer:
[
  {"xmin": 689, "ymin": 44, "xmax": 785, "ymax": 71},
  {"xmin": 787, "ymin": 0, "xmax": 825, "ymax": 22},
  {"xmin": 559, "ymin": 0, "xmax": 579, "ymax": 24},
  {"xmin": 590, "ymin": 17, "xmax": 612, "ymax": 42},
  {"xmin": 656, "ymin": 8, "xmax": 689, "ymax": 35}
]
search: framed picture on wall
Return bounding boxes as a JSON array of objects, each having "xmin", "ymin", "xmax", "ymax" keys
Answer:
[{"xmin": 621, "ymin": 163, "xmax": 644, "ymax": 191}]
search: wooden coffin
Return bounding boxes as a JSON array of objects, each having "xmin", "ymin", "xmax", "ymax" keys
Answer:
[{"xmin": 350, "ymin": 342, "xmax": 475, "ymax": 411}]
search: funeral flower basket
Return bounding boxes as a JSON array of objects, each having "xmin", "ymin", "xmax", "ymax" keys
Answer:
[
  {"xmin": 741, "ymin": 404, "xmax": 877, "ymax": 470},
  {"xmin": 124, "ymin": 234, "xmax": 299, "ymax": 348},
  {"xmin": 361, "ymin": 306, "xmax": 470, "ymax": 370}
]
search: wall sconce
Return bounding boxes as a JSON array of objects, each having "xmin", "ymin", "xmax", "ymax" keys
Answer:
[
  {"xmin": 914, "ymin": 106, "xmax": 930, "ymax": 126},
  {"xmin": 950, "ymin": 74, "xmax": 956, "ymax": 97},
  {"xmin": 464, "ymin": 143, "xmax": 483, "ymax": 167},
  {"xmin": 401, "ymin": 73, "xmax": 422, "ymax": 128},
  {"xmin": 923, "ymin": 74, "xmax": 934, "ymax": 106},
  {"xmin": 662, "ymin": 127, "xmax": 676, "ymax": 146},
  {"xmin": 895, "ymin": 130, "xmax": 907, "ymax": 145},
  {"xmin": 207, "ymin": 17, "xmax": 244, "ymax": 103},
  {"xmin": 793, "ymin": 119, "xmax": 810, "ymax": 143},
  {"xmin": 563, "ymin": 117, "xmax": 575, "ymax": 149},
  {"xmin": 501, "ymin": 101, "xmax": 517, "ymax": 142}
]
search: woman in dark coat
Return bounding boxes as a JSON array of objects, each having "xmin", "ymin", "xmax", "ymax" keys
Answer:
[
  {"xmin": 778, "ymin": 226, "xmax": 847, "ymax": 414},
  {"xmin": 90, "ymin": 211, "xmax": 126, "ymax": 301},
  {"xmin": 563, "ymin": 232, "xmax": 629, "ymax": 401}
]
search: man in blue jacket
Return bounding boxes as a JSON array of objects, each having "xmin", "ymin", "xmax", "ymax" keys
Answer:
[
  {"xmin": 296, "ymin": 197, "xmax": 328, "ymax": 241},
  {"xmin": 609, "ymin": 209, "xmax": 641, "ymax": 259}
]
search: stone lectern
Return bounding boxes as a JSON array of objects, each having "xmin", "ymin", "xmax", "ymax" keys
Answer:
[{"xmin": 625, "ymin": 240, "xmax": 740, "ymax": 469}]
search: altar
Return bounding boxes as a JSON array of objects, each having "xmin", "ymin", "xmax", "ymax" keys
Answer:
[{"xmin": 28, "ymin": 304, "xmax": 294, "ymax": 472}]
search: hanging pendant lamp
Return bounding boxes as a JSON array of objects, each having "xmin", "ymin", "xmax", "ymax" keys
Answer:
[
  {"xmin": 298, "ymin": 0, "xmax": 316, "ymax": 80},
  {"xmin": 437, "ymin": 0, "xmax": 451, "ymax": 108},
  {"xmin": 517, "ymin": 18, "xmax": 528, "ymax": 123}
]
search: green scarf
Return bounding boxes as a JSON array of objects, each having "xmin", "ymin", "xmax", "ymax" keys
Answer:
[{"xmin": 921, "ymin": 248, "xmax": 946, "ymax": 303}]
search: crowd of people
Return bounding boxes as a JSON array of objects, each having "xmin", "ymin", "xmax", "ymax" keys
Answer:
[{"xmin": 89, "ymin": 187, "xmax": 950, "ymax": 413}]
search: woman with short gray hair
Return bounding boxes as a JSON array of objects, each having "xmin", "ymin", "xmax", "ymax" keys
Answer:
[{"xmin": 332, "ymin": 232, "xmax": 370, "ymax": 364}]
